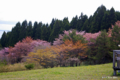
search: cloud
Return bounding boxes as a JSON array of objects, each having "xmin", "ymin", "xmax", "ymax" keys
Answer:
[
  {"xmin": 0, "ymin": 24, "xmax": 15, "ymax": 30},
  {"xmin": 0, "ymin": 20, "xmax": 17, "ymax": 25},
  {"xmin": 0, "ymin": 0, "xmax": 120, "ymax": 25}
]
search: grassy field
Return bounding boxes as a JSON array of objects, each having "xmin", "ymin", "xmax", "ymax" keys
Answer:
[{"xmin": 0, "ymin": 63, "xmax": 120, "ymax": 80}]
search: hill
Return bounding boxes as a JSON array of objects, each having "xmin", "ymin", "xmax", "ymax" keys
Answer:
[{"xmin": 0, "ymin": 63, "xmax": 119, "ymax": 80}]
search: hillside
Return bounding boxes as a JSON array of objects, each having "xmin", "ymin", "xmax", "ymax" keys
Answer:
[{"xmin": 0, "ymin": 63, "xmax": 119, "ymax": 80}]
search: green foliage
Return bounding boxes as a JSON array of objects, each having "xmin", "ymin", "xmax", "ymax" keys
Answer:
[
  {"xmin": 33, "ymin": 21, "xmax": 38, "ymax": 39},
  {"xmin": 70, "ymin": 15, "xmax": 78, "ymax": 29},
  {"xmin": 95, "ymin": 30, "xmax": 112, "ymax": 62},
  {"xmin": 63, "ymin": 30, "xmax": 87, "ymax": 43},
  {"xmin": 87, "ymin": 30, "xmax": 112, "ymax": 64},
  {"xmin": 0, "ymin": 44, "xmax": 2, "ymax": 48},
  {"xmin": 41, "ymin": 24, "xmax": 49, "ymax": 41},
  {"xmin": 35, "ymin": 22, "xmax": 42, "ymax": 39},
  {"xmin": 26, "ymin": 21, "xmax": 33, "ymax": 37},
  {"xmin": 111, "ymin": 25, "xmax": 120, "ymax": 50},
  {"xmin": 110, "ymin": 7, "xmax": 117, "ymax": 25},
  {"xmin": 63, "ymin": 17, "xmax": 70, "ymax": 30},
  {"xmin": 0, "ymin": 60, "xmax": 7, "ymax": 66},
  {"xmin": 0, "ymin": 31, "xmax": 7, "ymax": 47},
  {"xmin": 25, "ymin": 63, "xmax": 34, "ymax": 70},
  {"xmin": 19, "ymin": 20, "xmax": 27, "ymax": 41},
  {"xmin": 49, "ymin": 20, "xmax": 64, "ymax": 42}
]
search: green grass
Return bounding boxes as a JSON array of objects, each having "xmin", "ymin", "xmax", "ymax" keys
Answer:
[{"xmin": 0, "ymin": 63, "xmax": 120, "ymax": 80}]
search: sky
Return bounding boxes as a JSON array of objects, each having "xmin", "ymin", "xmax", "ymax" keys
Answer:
[{"xmin": 0, "ymin": 0, "xmax": 120, "ymax": 38}]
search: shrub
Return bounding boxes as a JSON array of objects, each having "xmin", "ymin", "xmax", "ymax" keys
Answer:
[
  {"xmin": 25, "ymin": 63, "xmax": 34, "ymax": 70},
  {"xmin": 0, "ymin": 59, "xmax": 7, "ymax": 66},
  {"xmin": 0, "ymin": 63, "xmax": 26, "ymax": 73}
]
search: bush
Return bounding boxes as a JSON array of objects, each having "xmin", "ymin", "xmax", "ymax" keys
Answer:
[
  {"xmin": 0, "ymin": 63, "xmax": 26, "ymax": 73},
  {"xmin": 25, "ymin": 63, "xmax": 34, "ymax": 70},
  {"xmin": 0, "ymin": 60, "xmax": 7, "ymax": 66}
]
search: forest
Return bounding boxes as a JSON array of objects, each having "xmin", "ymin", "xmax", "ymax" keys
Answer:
[
  {"xmin": 0, "ymin": 5, "xmax": 120, "ymax": 69},
  {"xmin": 0, "ymin": 5, "xmax": 120, "ymax": 47}
]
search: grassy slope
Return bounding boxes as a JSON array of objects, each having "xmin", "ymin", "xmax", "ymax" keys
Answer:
[{"xmin": 0, "ymin": 63, "xmax": 120, "ymax": 80}]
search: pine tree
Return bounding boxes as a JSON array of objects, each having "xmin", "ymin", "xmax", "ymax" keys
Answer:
[
  {"xmin": 32, "ymin": 21, "xmax": 38, "ymax": 39},
  {"xmin": 111, "ymin": 25, "xmax": 120, "ymax": 50},
  {"xmin": 116, "ymin": 11, "xmax": 120, "ymax": 21},
  {"xmin": 110, "ymin": 7, "xmax": 117, "ymax": 25},
  {"xmin": 87, "ymin": 30, "xmax": 112, "ymax": 64},
  {"xmin": 9, "ymin": 22, "xmax": 21, "ymax": 46},
  {"xmin": 35, "ymin": 22, "xmax": 42, "ymax": 39},
  {"xmin": 101, "ymin": 11, "xmax": 110, "ymax": 31},
  {"xmin": 41, "ymin": 24, "xmax": 48, "ymax": 41},
  {"xmin": 63, "ymin": 17, "xmax": 70, "ymax": 30},
  {"xmin": 70, "ymin": 15, "xmax": 78, "ymax": 29},
  {"xmin": 49, "ymin": 20, "xmax": 64, "ymax": 42},
  {"xmin": 95, "ymin": 30, "xmax": 112, "ymax": 63},
  {"xmin": 1, "ymin": 31, "xmax": 7, "ymax": 47},
  {"xmin": 90, "ymin": 5, "xmax": 106, "ymax": 32},
  {"xmin": 26, "ymin": 21, "xmax": 33, "ymax": 37},
  {"xmin": 19, "ymin": 20, "xmax": 27, "ymax": 40}
]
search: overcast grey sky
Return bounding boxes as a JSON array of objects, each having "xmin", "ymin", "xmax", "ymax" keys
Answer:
[{"xmin": 0, "ymin": 0, "xmax": 120, "ymax": 38}]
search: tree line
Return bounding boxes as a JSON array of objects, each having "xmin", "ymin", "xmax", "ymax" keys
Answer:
[
  {"xmin": 1, "ymin": 21, "xmax": 120, "ymax": 67},
  {"xmin": 0, "ymin": 5, "xmax": 120, "ymax": 47}
]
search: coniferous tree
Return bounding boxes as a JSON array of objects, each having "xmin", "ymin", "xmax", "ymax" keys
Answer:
[
  {"xmin": 32, "ymin": 21, "xmax": 38, "ymax": 39},
  {"xmin": 49, "ymin": 20, "xmax": 64, "ymax": 42},
  {"xmin": 79, "ymin": 14, "xmax": 88, "ymax": 31},
  {"xmin": 19, "ymin": 20, "xmax": 27, "ymax": 41},
  {"xmin": 35, "ymin": 22, "xmax": 42, "ymax": 39},
  {"xmin": 111, "ymin": 25, "xmax": 120, "ymax": 50},
  {"xmin": 101, "ymin": 11, "xmax": 110, "ymax": 31},
  {"xmin": 41, "ymin": 24, "xmax": 48, "ymax": 40},
  {"xmin": 95, "ymin": 30, "xmax": 112, "ymax": 63},
  {"xmin": 90, "ymin": 5, "xmax": 106, "ymax": 32},
  {"xmin": 63, "ymin": 17, "xmax": 70, "ymax": 30},
  {"xmin": 9, "ymin": 22, "xmax": 21, "ymax": 46},
  {"xmin": 26, "ymin": 21, "xmax": 33, "ymax": 37},
  {"xmin": 116, "ymin": 11, "xmax": 120, "ymax": 21},
  {"xmin": 85, "ymin": 15, "xmax": 93, "ymax": 32},
  {"xmin": 50, "ymin": 18, "xmax": 55, "ymax": 30},
  {"xmin": 81, "ymin": 19, "xmax": 88, "ymax": 31},
  {"xmin": 47, "ymin": 26, "xmax": 51, "ymax": 41},
  {"xmin": 110, "ymin": 7, "xmax": 117, "ymax": 25},
  {"xmin": 6, "ymin": 32, "xmax": 11, "ymax": 46},
  {"xmin": 70, "ymin": 15, "xmax": 78, "ymax": 29},
  {"xmin": 87, "ymin": 30, "xmax": 112, "ymax": 64},
  {"xmin": 1, "ymin": 31, "xmax": 7, "ymax": 47}
]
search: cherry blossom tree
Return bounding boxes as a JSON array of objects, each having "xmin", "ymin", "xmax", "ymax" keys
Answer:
[
  {"xmin": 30, "ymin": 39, "xmax": 51, "ymax": 52},
  {"xmin": 0, "ymin": 36, "xmax": 51, "ymax": 63},
  {"xmin": 108, "ymin": 21, "xmax": 120, "ymax": 37},
  {"xmin": 83, "ymin": 31, "xmax": 101, "ymax": 45},
  {"xmin": 53, "ymin": 29, "xmax": 85, "ymax": 45},
  {"xmin": 0, "ymin": 47, "xmax": 9, "ymax": 63}
]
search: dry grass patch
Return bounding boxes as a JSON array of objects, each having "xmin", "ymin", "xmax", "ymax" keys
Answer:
[{"xmin": 0, "ymin": 63, "xmax": 42, "ymax": 73}]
